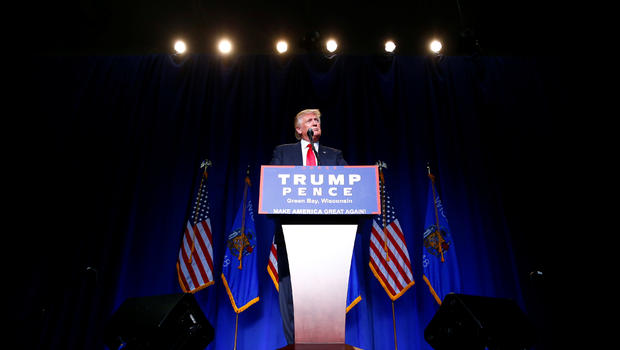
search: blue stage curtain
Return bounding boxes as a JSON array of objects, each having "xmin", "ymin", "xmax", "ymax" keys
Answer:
[{"xmin": 14, "ymin": 54, "xmax": 561, "ymax": 350}]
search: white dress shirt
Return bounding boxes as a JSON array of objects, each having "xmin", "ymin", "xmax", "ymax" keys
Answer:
[{"xmin": 300, "ymin": 139, "xmax": 319, "ymax": 166}]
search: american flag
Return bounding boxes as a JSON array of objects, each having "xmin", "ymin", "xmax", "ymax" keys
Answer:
[
  {"xmin": 267, "ymin": 236, "xmax": 279, "ymax": 291},
  {"xmin": 177, "ymin": 164, "xmax": 215, "ymax": 293},
  {"xmin": 368, "ymin": 171, "xmax": 415, "ymax": 301}
]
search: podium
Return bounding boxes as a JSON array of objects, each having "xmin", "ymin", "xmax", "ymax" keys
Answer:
[{"xmin": 259, "ymin": 166, "xmax": 380, "ymax": 348}]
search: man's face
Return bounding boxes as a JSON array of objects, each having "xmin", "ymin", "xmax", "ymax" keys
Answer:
[{"xmin": 296, "ymin": 113, "xmax": 321, "ymax": 142}]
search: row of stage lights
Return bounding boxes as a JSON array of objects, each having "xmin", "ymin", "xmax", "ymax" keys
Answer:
[{"xmin": 172, "ymin": 38, "xmax": 444, "ymax": 55}]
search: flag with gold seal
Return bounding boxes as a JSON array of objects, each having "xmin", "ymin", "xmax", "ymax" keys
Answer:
[
  {"xmin": 422, "ymin": 168, "xmax": 462, "ymax": 305},
  {"xmin": 221, "ymin": 173, "xmax": 260, "ymax": 314}
]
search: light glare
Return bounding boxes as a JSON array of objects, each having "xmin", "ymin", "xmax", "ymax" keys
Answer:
[
  {"xmin": 430, "ymin": 40, "xmax": 442, "ymax": 53},
  {"xmin": 326, "ymin": 39, "xmax": 338, "ymax": 53},
  {"xmin": 218, "ymin": 39, "xmax": 232, "ymax": 54},
  {"xmin": 276, "ymin": 40, "xmax": 288, "ymax": 53},
  {"xmin": 384, "ymin": 40, "xmax": 396, "ymax": 53},
  {"xmin": 174, "ymin": 40, "xmax": 186, "ymax": 54}
]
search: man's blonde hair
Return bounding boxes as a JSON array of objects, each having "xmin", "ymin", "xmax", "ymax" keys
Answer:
[{"xmin": 294, "ymin": 109, "xmax": 321, "ymax": 140}]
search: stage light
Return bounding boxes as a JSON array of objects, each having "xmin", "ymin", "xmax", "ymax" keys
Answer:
[
  {"xmin": 174, "ymin": 40, "xmax": 187, "ymax": 54},
  {"xmin": 325, "ymin": 39, "xmax": 338, "ymax": 53},
  {"xmin": 430, "ymin": 39, "xmax": 443, "ymax": 54},
  {"xmin": 218, "ymin": 39, "xmax": 233, "ymax": 54},
  {"xmin": 276, "ymin": 40, "xmax": 288, "ymax": 54},
  {"xmin": 384, "ymin": 40, "xmax": 396, "ymax": 53}
]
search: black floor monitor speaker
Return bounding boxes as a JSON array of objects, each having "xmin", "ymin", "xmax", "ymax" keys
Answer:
[
  {"xmin": 424, "ymin": 293, "xmax": 535, "ymax": 350},
  {"xmin": 104, "ymin": 293, "xmax": 214, "ymax": 350}
]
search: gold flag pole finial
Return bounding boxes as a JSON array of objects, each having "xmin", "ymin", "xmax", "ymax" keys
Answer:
[{"xmin": 201, "ymin": 158, "xmax": 212, "ymax": 171}]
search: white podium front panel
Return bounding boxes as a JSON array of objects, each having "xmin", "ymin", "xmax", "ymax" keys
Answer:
[{"xmin": 282, "ymin": 224, "xmax": 357, "ymax": 344}]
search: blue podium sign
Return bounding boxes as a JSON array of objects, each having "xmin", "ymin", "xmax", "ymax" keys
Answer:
[{"xmin": 258, "ymin": 165, "xmax": 380, "ymax": 215}]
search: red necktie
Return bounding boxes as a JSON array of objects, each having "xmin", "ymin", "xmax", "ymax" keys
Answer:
[{"xmin": 306, "ymin": 144, "xmax": 316, "ymax": 166}]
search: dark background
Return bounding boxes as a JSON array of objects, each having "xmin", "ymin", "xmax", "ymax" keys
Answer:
[
  {"xmin": 22, "ymin": 0, "xmax": 574, "ymax": 55},
  {"xmin": 9, "ymin": 1, "xmax": 589, "ymax": 349}
]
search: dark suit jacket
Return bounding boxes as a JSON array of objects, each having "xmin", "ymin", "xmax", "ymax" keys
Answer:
[
  {"xmin": 269, "ymin": 142, "xmax": 348, "ymax": 166},
  {"xmin": 269, "ymin": 141, "xmax": 348, "ymax": 277}
]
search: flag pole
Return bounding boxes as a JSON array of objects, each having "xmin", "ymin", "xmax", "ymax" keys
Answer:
[
  {"xmin": 237, "ymin": 166, "xmax": 251, "ymax": 270},
  {"xmin": 427, "ymin": 163, "xmax": 445, "ymax": 262},
  {"xmin": 377, "ymin": 161, "xmax": 390, "ymax": 262},
  {"xmin": 378, "ymin": 160, "xmax": 397, "ymax": 349},
  {"xmin": 392, "ymin": 301, "xmax": 398, "ymax": 350},
  {"xmin": 187, "ymin": 159, "xmax": 211, "ymax": 264},
  {"xmin": 233, "ymin": 312, "xmax": 239, "ymax": 350}
]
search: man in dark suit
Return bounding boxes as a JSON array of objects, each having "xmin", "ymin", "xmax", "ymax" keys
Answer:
[
  {"xmin": 269, "ymin": 108, "xmax": 348, "ymax": 344},
  {"xmin": 270, "ymin": 109, "xmax": 348, "ymax": 167}
]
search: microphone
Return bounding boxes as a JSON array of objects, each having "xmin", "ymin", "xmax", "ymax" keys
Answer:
[{"xmin": 306, "ymin": 128, "xmax": 320, "ymax": 165}]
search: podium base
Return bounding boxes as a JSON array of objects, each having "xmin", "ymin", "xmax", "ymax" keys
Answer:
[{"xmin": 277, "ymin": 344, "xmax": 362, "ymax": 350}]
